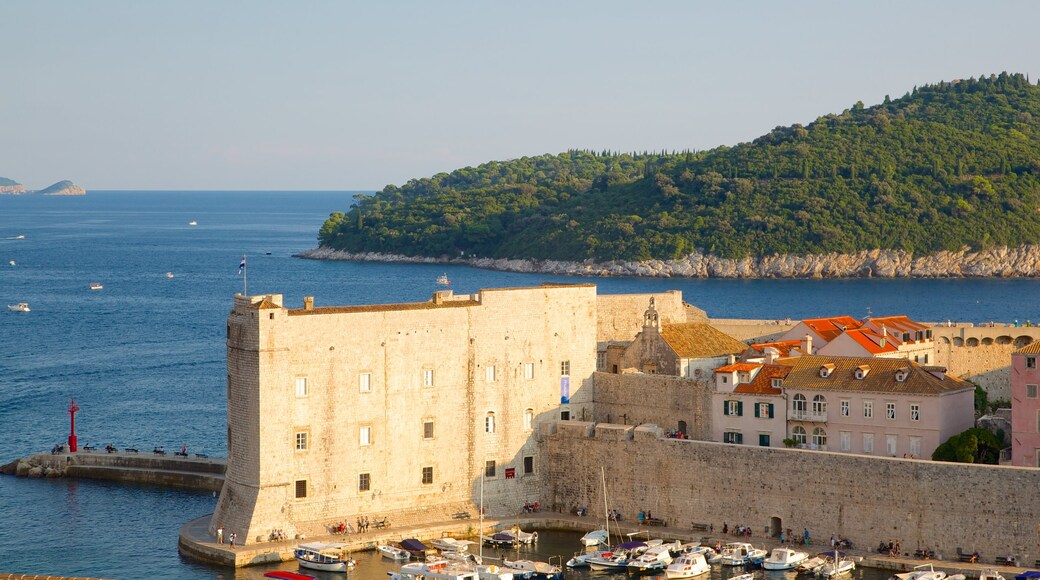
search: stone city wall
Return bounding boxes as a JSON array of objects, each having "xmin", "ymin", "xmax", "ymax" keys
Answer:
[
  {"xmin": 590, "ymin": 372, "xmax": 713, "ymax": 441},
  {"xmin": 540, "ymin": 422, "xmax": 1040, "ymax": 563}
]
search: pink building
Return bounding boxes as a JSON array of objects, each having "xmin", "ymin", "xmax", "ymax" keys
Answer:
[{"xmin": 1010, "ymin": 342, "xmax": 1040, "ymax": 466}]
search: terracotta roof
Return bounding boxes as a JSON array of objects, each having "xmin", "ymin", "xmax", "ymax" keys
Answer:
[
  {"xmin": 659, "ymin": 323, "xmax": 748, "ymax": 359},
  {"xmin": 865, "ymin": 316, "xmax": 929, "ymax": 335},
  {"xmin": 747, "ymin": 339, "xmax": 801, "ymax": 357},
  {"xmin": 734, "ymin": 364, "xmax": 789, "ymax": 395},
  {"xmin": 843, "ymin": 328, "xmax": 900, "ymax": 354},
  {"xmin": 784, "ymin": 355, "xmax": 971, "ymax": 395},
  {"xmin": 254, "ymin": 298, "xmax": 281, "ymax": 310},
  {"xmin": 1015, "ymin": 341, "xmax": 1040, "ymax": 354},
  {"xmin": 715, "ymin": 362, "xmax": 760, "ymax": 372},
  {"xmin": 802, "ymin": 316, "xmax": 863, "ymax": 341}
]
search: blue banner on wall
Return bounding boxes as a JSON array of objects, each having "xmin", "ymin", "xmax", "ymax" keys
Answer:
[{"xmin": 561, "ymin": 376, "xmax": 570, "ymax": 404}]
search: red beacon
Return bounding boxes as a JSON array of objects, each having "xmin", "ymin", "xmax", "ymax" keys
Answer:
[{"xmin": 68, "ymin": 399, "xmax": 81, "ymax": 452}]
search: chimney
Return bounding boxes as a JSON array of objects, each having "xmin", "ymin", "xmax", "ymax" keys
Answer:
[
  {"xmin": 303, "ymin": 296, "xmax": 314, "ymax": 311},
  {"xmin": 802, "ymin": 334, "xmax": 813, "ymax": 355},
  {"xmin": 728, "ymin": 354, "xmax": 736, "ymax": 365},
  {"xmin": 765, "ymin": 350, "xmax": 776, "ymax": 365}
]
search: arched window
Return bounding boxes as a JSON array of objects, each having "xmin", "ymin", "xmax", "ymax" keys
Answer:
[
  {"xmin": 811, "ymin": 395, "xmax": 827, "ymax": 415},
  {"xmin": 792, "ymin": 426, "xmax": 807, "ymax": 445},
  {"xmin": 485, "ymin": 412, "xmax": 496, "ymax": 434},
  {"xmin": 792, "ymin": 394, "xmax": 807, "ymax": 413},
  {"xmin": 523, "ymin": 409, "xmax": 533, "ymax": 431},
  {"xmin": 812, "ymin": 427, "xmax": 827, "ymax": 448}
]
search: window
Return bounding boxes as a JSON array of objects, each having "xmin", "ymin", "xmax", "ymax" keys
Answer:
[
  {"xmin": 755, "ymin": 402, "xmax": 774, "ymax": 419},
  {"xmin": 423, "ymin": 368, "xmax": 434, "ymax": 387},
  {"xmin": 725, "ymin": 400, "xmax": 743, "ymax": 416},
  {"xmin": 561, "ymin": 360, "xmax": 570, "ymax": 376},
  {"xmin": 295, "ymin": 431, "xmax": 308, "ymax": 451},
  {"xmin": 863, "ymin": 433, "xmax": 874, "ymax": 454},
  {"xmin": 758, "ymin": 433, "xmax": 770, "ymax": 447},
  {"xmin": 792, "ymin": 394, "xmax": 807, "ymax": 413},
  {"xmin": 839, "ymin": 431, "xmax": 851, "ymax": 452},
  {"xmin": 910, "ymin": 404, "xmax": 920, "ymax": 421},
  {"xmin": 596, "ymin": 352, "xmax": 606, "ymax": 371},
  {"xmin": 909, "ymin": 436, "xmax": 921, "ymax": 457},
  {"xmin": 1036, "ymin": 410, "xmax": 1040, "ymax": 433},
  {"xmin": 524, "ymin": 362, "xmax": 534, "ymax": 380},
  {"xmin": 485, "ymin": 412, "xmax": 496, "ymax": 433},
  {"xmin": 1029, "ymin": 356, "xmax": 1037, "ymax": 369},
  {"xmin": 485, "ymin": 460, "xmax": 496, "ymax": 478},
  {"xmin": 359, "ymin": 473, "xmax": 370, "ymax": 492},
  {"xmin": 771, "ymin": 378, "xmax": 783, "ymax": 388},
  {"xmin": 360, "ymin": 426, "xmax": 372, "ymax": 446},
  {"xmin": 721, "ymin": 376, "xmax": 728, "ymax": 384},
  {"xmin": 811, "ymin": 395, "xmax": 826, "ymax": 415},
  {"xmin": 791, "ymin": 426, "xmax": 807, "ymax": 445},
  {"xmin": 1028, "ymin": 384, "xmax": 1038, "ymax": 399},
  {"xmin": 864, "ymin": 400, "xmax": 873, "ymax": 418},
  {"xmin": 886, "ymin": 435, "xmax": 897, "ymax": 456},
  {"xmin": 359, "ymin": 372, "xmax": 371, "ymax": 393},
  {"xmin": 523, "ymin": 409, "xmax": 534, "ymax": 431},
  {"xmin": 486, "ymin": 366, "xmax": 496, "ymax": 382},
  {"xmin": 923, "ymin": 354, "xmax": 929, "ymax": 364},
  {"xmin": 422, "ymin": 466, "xmax": 433, "ymax": 485},
  {"xmin": 523, "ymin": 456, "xmax": 534, "ymax": 474},
  {"xmin": 295, "ymin": 377, "xmax": 308, "ymax": 397},
  {"xmin": 840, "ymin": 400, "xmax": 849, "ymax": 416},
  {"xmin": 295, "ymin": 479, "xmax": 307, "ymax": 499},
  {"xmin": 886, "ymin": 402, "xmax": 896, "ymax": 420},
  {"xmin": 723, "ymin": 431, "xmax": 744, "ymax": 444},
  {"xmin": 812, "ymin": 427, "xmax": 827, "ymax": 448},
  {"xmin": 423, "ymin": 420, "xmax": 434, "ymax": 439}
]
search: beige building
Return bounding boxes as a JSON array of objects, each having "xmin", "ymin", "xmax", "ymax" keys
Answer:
[{"xmin": 213, "ymin": 285, "xmax": 598, "ymax": 544}]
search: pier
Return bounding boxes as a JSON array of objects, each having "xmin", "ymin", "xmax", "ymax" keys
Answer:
[{"xmin": 0, "ymin": 450, "xmax": 224, "ymax": 491}]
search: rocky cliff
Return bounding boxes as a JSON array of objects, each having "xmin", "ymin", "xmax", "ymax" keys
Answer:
[
  {"xmin": 297, "ymin": 245, "xmax": 1040, "ymax": 279},
  {"xmin": 37, "ymin": 180, "xmax": 86, "ymax": 195},
  {"xmin": 0, "ymin": 177, "xmax": 25, "ymax": 194}
]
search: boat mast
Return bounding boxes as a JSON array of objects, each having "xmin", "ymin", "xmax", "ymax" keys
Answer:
[
  {"xmin": 601, "ymin": 466, "xmax": 609, "ymax": 546},
  {"xmin": 479, "ymin": 470, "xmax": 484, "ymax": 562}
]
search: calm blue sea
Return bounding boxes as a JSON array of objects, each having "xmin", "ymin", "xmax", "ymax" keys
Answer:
[{"xmin": 0, "ymin": 191, "xmax": 1034, "ymax": 579}]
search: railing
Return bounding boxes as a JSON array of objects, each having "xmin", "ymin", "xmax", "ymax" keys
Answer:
[
  {"xmin": 790, "ymin": 409, "xmax": 827, "ymax": 422},
  {"xmin": 797, "ymin": 443, "xmax": 829, "ymax": 451}
]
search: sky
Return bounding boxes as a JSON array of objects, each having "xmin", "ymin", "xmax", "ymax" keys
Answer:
[{"xmin": 2, "ymin": 1, "xmax": 1039, "ymax": 191}]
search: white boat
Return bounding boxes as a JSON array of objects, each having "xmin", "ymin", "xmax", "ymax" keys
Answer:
[
  {"xmin": 165, "ymin": 272, "xmax": 174, "ymax": 279},
  {"xmin": 719, "ymin": 543, "xmax": 767, "ymax": 566},
  {"xmin": 730, "ymin": 574, "xmax": 755, "ymax": 580},
  {"xmin": 432, "ymin": 537, "xmax": 477, "ymax": 553},
  {"xmin": 893, "ymin": 564, "xmax": 947, "ymax": 580},
  {"xmin": 8, "ymin": 260, "xmax": 14, "ymax": 266},
  {"xmin": 394, "ymin": 560, "xmax": 481, "ymax": 580},
  {"xmin": 628, "ymin": 541, "xmax": 680, "ymax": 574},
  {"xmin": 979, "ymin": 571, "xmax": 1006, "ymax": 580},
  {"xmin": 294, "ymin": 542, "xmax": 356, "ymax": 572},
  {"xmin": 188, "ymin": 220, "xmax": 197, "ymax": 226},
  {"xmin": 7, "ymin": 302, "xmax": 30, "ymax": 312},
  {"xmin": 763, "ymin": 547, "xmax": 810, "ymax": 570},
  {"xmin": 379, "ymin": 544, "xmax": 411, "ymax": 560},
  {"xmin": 586, "ymin": 540, "xmax": 648, "ymax": 570},
  {"xmin": 796, "ymin": 556, "xmax": 826, "ymax": 575},
  {"xmin": 665, "ymin": 552, "xmax": 711, "ymax": 579},
  {"xmin": 503, "ymin": 558, "xmax": 563, "ymax": 580},
  {"xmin": 581, "ymin": 528, "xmax": 609, "ymax": 547},
  {"xmin": 815, "ymin": 551, "xmax": 854, "ymax": 578},
  {"xmin": 88, "ymin": 282, "xmax": 103, "ymax": 290},
  {"xmin": 436, "ymin": 273, "xmax": 451, "ymax": 285},
  {"xmin": 567, "ymin": 549, "xmax": 611, "ymax": 568}
]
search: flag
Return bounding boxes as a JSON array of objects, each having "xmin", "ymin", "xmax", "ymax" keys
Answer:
[{"xmin": 238, "ymin": 256, "xmax": 246, "ymax": 275}]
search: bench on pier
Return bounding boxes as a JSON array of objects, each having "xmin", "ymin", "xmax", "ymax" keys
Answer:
[
  {"xmin": 994, "ymin": 556, "xmax": 1017, "ymax": 566},
  {"xmin": 452, "ymin": 511, "xmax": 471, "ymax": 520},
  {"xmin": 914, "ymin": 549, "xmax": 934, "ymax": 559},
  {"xmin": 957, "ymin": 548, "xmax": 979, "ymax": 563},
  {"xmin": 641, "ymin": 517, "xmax": 666, "ymax": 527},
  {"xmin": 690, "ymin": 522, "xmax": 711, "ymax": 532}
]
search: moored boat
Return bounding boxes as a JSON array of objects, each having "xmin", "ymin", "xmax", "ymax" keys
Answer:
[
  {"xmin": 664, "ymin": 552, "xmax": 710, "ymax": 579},
  {"xmin": 627, "ymin": 542, "xmax": 679, "ymax": 574},
  {"xmin": 432, "ymin": 537, "xmax": 477, "ymax": 553},
  {"xmin": 730, "ymin": 574, "xmax": 755, "ymax": 580},
  {"xmin": 393, "ymin": 560, "xmax": 481, "ymax": 580},
  {"xmin": 796, "ymin": 556, "xmax": 826, "ymax": 575},
  {"xmin": 567, "ymin": 549, "xmax": 610, "ymax": 568},
  {"xmin": 294, "ymin": 542, "xmax": 356, "ymax": 572},
  {"xmin": 763, "ymin": 547, "xmax": 810, "ymax": 570},
  {"xmin": 581, "ymin": 528, "xmax": 608, "ymax": 546},
  {"xmin": 504, "ymin": 558, "xmax": 563, "ymax": 580},
  {"xmin": 379, "ymin": 544, "xmax": 411, "ymax": 560},
  {"xmin": 264, "ymin": 572, "xmax": 316, "ymax": 580},
  {"xmin": 401, "ymin": 538, "xmax": 438, "ymax": 560},
  {"xmin": 719, "ymin": 542, "xmax": 767, "ymax": 566},
  {"xmin": 815, "ymin": 551, "xmax": 854, "ymax": 578},
  {"xmin": 892, "ymin": 564, "xmax": 947, "ymax": 580},
  {"xmin": 586, "ymin": 541, "xmax": 648, "ymax": 570}
]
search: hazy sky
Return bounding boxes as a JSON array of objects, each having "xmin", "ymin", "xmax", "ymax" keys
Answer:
[{"xmin": 3, "ymin": 1, "xmax": 1038, "ymax": 190}]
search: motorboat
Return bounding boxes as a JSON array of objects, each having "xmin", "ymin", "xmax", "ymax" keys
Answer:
[
  {"xmin": 473, "ymin": 563, "xmax": 516, "ymax": 580},
  {"xmin": 88, "ymin": 282, "xmax": 103, "ymax": 290},
  {"xmin": 504, "ymin": 558, "xmax": 563, "ymax": 580},
  {"xmin": 264, "ymin": 572, "xmax": 316, "ymax": 580},
  {"xmin": 665, "ymin": 552, "xmax": 710, "ymax": 579},
  {"xmin": 400, "ymin": 538, "xmax": 438, "ymax": 560},
  {"xmin": 815, "ymin": 551, "xmax": 854, "ymax": 578},
  {"xmin": 188, "ymin": 220, "xmax": 198, "ymax": 226},
  {"xmin": 893, "ymin": 564, "xmax": 947, "ymax": 580},
  {"xmin": 294, "ymin": 542, "xmax": 356, "ymax": 572},
  {"xmin": 627, "ymin": 541, "xmax": 680, "ymax": 574},
  {"xmin": 719, "ymin": 542, "xmax": 767, "ymax": 566},
  {"xmin": 379, "ymin": 544, "xmax": 411, "ymax": 560},
  {"xmin": 483, "ymin": 532, "xmax": 517, "ymax": 548},
  {"xmin": 7, "ymin": 302, "xmax": 30, "ymax": 312},
  {"xmin": 763, "ymin": 547, "xmax": 810, "ymax": 570},
  {"xmin": 797, "ymin": 556, "xmax": 826, "ymax": 575},
  {"xmin": 567, "ymin": 549, "xmax": 611, "ymax": 568},
  {"xmin": 436, "ymin": 273, "xmax": 451, "ymax": 285},
  {"xmin": 981, "ymin": 572, "xmax": 1008, "ymax": 580},
  {"xmin": 586, "ymin": 541, "xmax": 648, "ymax": 570},
  {"xmin": 165, "ymin": 272, "xmax": 174, "ymax": 279},
  {"xmin": 8, "ymin": 260, "xmax": 14, "ymax": 266},
  {"xmin": 431, "ymin": 537, "xmax": 477, "ymax": 553},
  {"xmin": 511, "ymin": 527, "xmax": 537, "ymax": 544},
  {"xmin": 393, "ymin": 560, "xmax": 481, "ymax": 580},
  {"xmin": 581, "ymin": 528, "xmax": 609, "ymax": 547}
]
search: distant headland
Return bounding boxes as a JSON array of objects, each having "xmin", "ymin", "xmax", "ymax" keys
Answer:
[{"xmin": 0, "ymin": 177, "xmax": 86, "ymax": 195}]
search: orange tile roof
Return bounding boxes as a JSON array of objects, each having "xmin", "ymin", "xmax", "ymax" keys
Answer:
[
  {"xmin": 802, "ymin": 316, "xmax": 863, "ymax": 341},
  {"xmin": 784, "ymin": 355, "xmax": 970, "ymax": 395},
  {"xmin": 843, "ymin": 328, "xmax": 900, "ymax": 354},
  {"xmin": 866, "ymin": 316, "xmax": 928, "ymax": 334},
  {"xmin": 660, "ymin": 323, "xmax": 748, "ymax": 358},
  {"xmin": 748, "ymin": 339, "xmax": 802, "ymax": 357},
  {"xmin": 1015, "ymin": 341, "xmax": 1040, "ymax": 354},
  {"xmin": 715, "ymin": 362, "xmax": 761, "ymax": 372},
  {"xmin": 734, "ymin": 364, "xmax": 790, "ymax": 395}
]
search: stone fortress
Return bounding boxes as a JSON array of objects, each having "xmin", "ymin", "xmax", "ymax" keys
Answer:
[{"xmin": 213, "ymin": 284, "xmax": 1040, "ymax": 565}]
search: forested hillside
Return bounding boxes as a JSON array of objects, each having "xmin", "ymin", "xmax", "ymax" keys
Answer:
[{"xmin": 320, "ymin": 73, "xmax": 1040, "ymax": 261}]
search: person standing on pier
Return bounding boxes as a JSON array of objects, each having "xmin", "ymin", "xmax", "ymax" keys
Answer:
[{"xmin": 217, "ymin": 525, "xmax": 224, "ymax": 544}]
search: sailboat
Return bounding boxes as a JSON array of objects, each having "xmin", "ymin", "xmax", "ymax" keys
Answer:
[
  {"xmin": 815, "ymin": 550, "xmax": 854, "ymax": 577},
  {"xmin": 570, "ymin": 467, "xmax": 626, "ymax": 568}
]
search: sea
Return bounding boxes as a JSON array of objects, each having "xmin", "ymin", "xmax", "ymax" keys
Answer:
[{"xmin": 0, "ymin": 190, "xmax": 1035, "ymax": 579}]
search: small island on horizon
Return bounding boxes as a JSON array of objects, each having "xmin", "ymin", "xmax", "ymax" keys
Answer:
[{"xmin": 0, "ymin": 177, "xmax": 86, "ymax": 196}]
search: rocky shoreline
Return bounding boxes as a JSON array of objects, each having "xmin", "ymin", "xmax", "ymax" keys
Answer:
[{"xmin": 296, "ymin": 245, "xmax": 1040, "ymax": 279}]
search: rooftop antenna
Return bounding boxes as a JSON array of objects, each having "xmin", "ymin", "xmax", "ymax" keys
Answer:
[{"xmin": 865, "ymin": 305, "xmax": 873, "ymax": 319}]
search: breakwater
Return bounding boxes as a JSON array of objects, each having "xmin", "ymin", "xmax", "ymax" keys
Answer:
[
  {"xmin": 297, "ymin": 245, "xmax": 1040, "ymax": 279},
  {"xmin": 1, "ymin": 451, "xmax": 225, "ymax": 491}
]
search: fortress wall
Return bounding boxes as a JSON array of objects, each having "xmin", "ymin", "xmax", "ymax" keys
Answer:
[
  {"xmin": 540, "ymin": 425, "xmax": 1040, "ymax": 562},
  {"xmin": 708, "ymin": 319, "xmax": 795, "ymax": 343},
  {"xmin": 597, "ymin": 292, "xmax": 703, "ymax": 344},
  {"xmin": 590, "ymin": 372, "xmax": 713, "ymax": 440},
  {"xmin": 931, "ymin": 326, "xmax": 1040, "ymax": 401}
]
